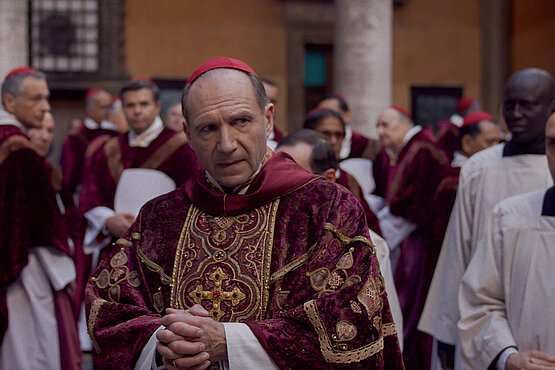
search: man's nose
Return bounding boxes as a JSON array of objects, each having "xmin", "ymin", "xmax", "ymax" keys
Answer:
[
  {"xmin": 218, "ymin": 125, "xmax": 238, "ymax": 153},
  {"xmin": 512, "ymin": 103, "xmax": 524, "ymax": 118},
  {"xmin": 41, "ymin": 99, "xmax": 50, "ymax": 112}
]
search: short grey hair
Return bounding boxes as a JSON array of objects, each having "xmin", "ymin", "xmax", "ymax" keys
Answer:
[
  {"xmin": 1, "ymin": 70, "xmax": 46, "ymax": 108},
  {"xmin": 181, "ymin": 68, "xmax": 267, "ymax": 124}
]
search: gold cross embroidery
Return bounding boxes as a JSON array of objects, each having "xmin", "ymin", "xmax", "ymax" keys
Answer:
[{"xmin": 189, "ymin": 267, "xmax": 246, "ymax": 321}]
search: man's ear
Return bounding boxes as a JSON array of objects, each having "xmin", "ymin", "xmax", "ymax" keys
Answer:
[
  {"xmin": 264, "ymin": 103, "xmax": 275, "ymax": 139},
  {"xmin": 3, "ymin": 93, "xmax": 16, "ymax": 114},
  {"xmin": 461, "ymin": 134, "xmax": 472, "ymax": 155},
  {"xmin": 322, "ymin": 168, "xmax": 336, "ymax": 183},
  {"xmin": 182, "ymin": 121, "xmax": 192, "ymax": 143}
]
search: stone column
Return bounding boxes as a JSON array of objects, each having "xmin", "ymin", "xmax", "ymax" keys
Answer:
[
  {"xmin": 334, "ymin": 0, "xmax": 392, "ymax": 138},
  {"xmin": 0, "ymin": 0, "xmax": 28, "ymax": 79},
  {"xmin": 480, "ymin": 0, "xmax": 509, "ymax": 117}
]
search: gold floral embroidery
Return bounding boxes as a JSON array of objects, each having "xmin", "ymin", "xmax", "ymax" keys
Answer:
[
  {"xmin": 357, "ymin": 273, "xmax": 383, "ymax": 320},
  {"xmin": 91, "ymin": 248, "xmax": 141, "ymax": 303},
  {"xmin": 350, "ymin": 300, "xmax": 362, "ymax": 314},
  {"xmin": 137, "ymin": 246, "xmax": 172, "ymax": 286},
  {"xmin": 373, "ymin": 316, "xmax": 381, "ymax": 330},
  {"xmin": 87, "ymin": 298, "xmax": 106, "ymax": 354},
  {"xmin": 275, "ymin": 289, "xmax": 290, "ymax": 311},
  {"xmin": 323, "ymin": 223, "xmax": 376, "ymax": 255},
  {"xmin": 270, "ymin": 242, "xmax": 317, "ymax": 284},
  {"xmin": 170, "ymin": 201, "xmax": 279, "ymax": 322},
  {"xmin": 153, "ymin": 291, "xmax": 164, "ymax": 314},
  {"xmin": 335, "ymin": 320, "xmax": 357, "ymax": 342},
  {"xmin": 382, "ymin": 322, "xmax": 397, "ymax": 337},
  {"xmin": 304, "ymin": 300, "xmax": 385, "ymax": 363},
  {"xmin": 131, "ymin": 232, "xmax": 141, "ymax": 241},
  {"xmin": 328, "ymin": 271, "xmax": 345, "ymax": 290}
]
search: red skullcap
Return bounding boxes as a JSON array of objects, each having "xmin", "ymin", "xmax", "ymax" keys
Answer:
[
  {"xmin": 390, "ymin": 105, "xmax": 411, "ymax": 119},
  {"xmin": 186, "ymin": 57, "xmax": 257, "ymax": 85},
  {"xmin": 456, "ymin": 97, "xmax": 476, "ymax": 113},
  {"xmin": 462, "ymin": 110, "xmax": 494, "ymax": 127},
  {"xmin": 4, "ymin": 66, "xmax": 38, "ymax": 80},
  {"xmin": 85, "ymin": 87, "xmax": 108, "ymax": 101}
]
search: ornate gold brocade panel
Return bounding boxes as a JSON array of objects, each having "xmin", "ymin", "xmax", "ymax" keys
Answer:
[{"xmin": 170, "ymin": 201, "xmax": 279, "ymax": 322}]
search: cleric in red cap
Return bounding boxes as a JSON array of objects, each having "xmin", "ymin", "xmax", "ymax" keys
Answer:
[
  {"xmin": 60, "ymin": 87, "xmax": 120, "ymax": 198},
  {"xmin": 436, "ymin": 96, "xmax": 482, "ymax": 162},
  {"xmin": 371, "ymin": 105, "xmax": 448, "ymax": 368},
  {"xmin": 0, "ymin": 67, "xmax": 80, "ymax": 369},
  {"xmin": 86, "ymin": 57, "xmax": 404, "ymax": 369}
]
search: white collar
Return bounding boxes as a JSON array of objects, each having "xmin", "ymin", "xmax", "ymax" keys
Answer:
[
  {"xmin": 128, "ymin": 116, "xmax": 164, "ymax": 147},
  {"xmin": 84, "ymin": 117, "xmax": 118, "ymax": 131},
  {"xmin": 0, "ymin": 109, "xmax": 27, "ymax": 133},
  {"xmin": 339, "ymin": 124, "xmax": 353, "ymax": 160},
  {"xmin": 451, "ymin": 151, "xmax": 468, "ymax": 168}
]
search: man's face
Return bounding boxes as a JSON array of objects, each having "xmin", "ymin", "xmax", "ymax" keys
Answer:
[
  {"xmin": 165, "ymin": 103, "xmax": 184, "ymax": 132},
  {"xmin": 263, "ymin": 82, "xmax": 279, "ymax": 106},
  {"xmin": 185, "ymin": 70, "xmax": 273, "ymax": 188},
  {"xmin": 4, "ymin": 76, "xmax": 50, "ymax": 129},
  {"xmin": 86, "ymin": 91, "xmax": 112, "ymax": 124},
  {"xmin": 502, "ymin": 76, "xmax": 552, "ymax": 143},
  {"xmin": 313, "ymin": 116, "xmax": 345, "ymax": 159},
  {"xmin": 376, "ymin": 108, "xmax": 411, "ymax": 153},
  {"xmin": 465, "ymin": 121, "xmax": 502, "ymax": 157},
  {"xmin": 28, "ymin": 112, "xmax": 55, "ymax": 157},
  {"xmin": 122, "ymin": 88, "xmax": 161, "ymax": 135},
  {"xmin": 546, "ymin": 113, "xmax": 555, "ymax": 182},
  {"xmin": 277, "ymin": 142, "xmax": 313, "ymax": 173}
]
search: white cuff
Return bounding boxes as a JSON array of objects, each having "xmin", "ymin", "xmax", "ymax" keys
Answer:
[
  {"xmin": 84, "ymin": 206, "xmax": 116, "ymax": 246},
  {"xmin": 134, "ymin": 326, "xmax": 164, "ymax": 370},
  {"xmin": 33, "ymin": 246, "xmax": 76, "ymax": 291},
  {"xmin": 377, "ymin": 206, "xmax": 417, "ymax": 251},
  {"xmin": 223, "ymin": 322, "xmax": 278, "ymax": 370},
  {"xmin": 497, "ymin": 347, "xmax": 518, "ymax": 370}
]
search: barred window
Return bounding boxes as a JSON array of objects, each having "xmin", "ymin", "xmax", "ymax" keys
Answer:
[{"xmin": 29, "ymin": 0, "xmax": 99, "ymax": 73}]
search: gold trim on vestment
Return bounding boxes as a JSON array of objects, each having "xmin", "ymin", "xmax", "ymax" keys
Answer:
[
  {"xmin": 170, "ymin": 200, "xmax": 279, "ymax": 321},
  {"xmin": 323, "ymin": 223, "xmax": 376, "ymax": 255},
  {"xmin": 104, "ymin": 136, "xmax": 123, "ymax": 183},
  {"xmin": 382, "ymin": 322, "xmax": 397, "ymax": 337},
  {"xmin": 88, "ymin": 298, "xmax": 106, "ymax": 354},
  {"xmin": 270, "ymin": 242, "xmax": 317, "ymax": 284},
  {"xmin": 137, "ymin": 246, "xmax": 172, "ymax": 286},
  {"xmin": 303, "ymin": 300, "xmax": 385, "ymax": 363},
  {"xmin": 141, "ymin": 132, "xmax": 187, "ymax": 169}
]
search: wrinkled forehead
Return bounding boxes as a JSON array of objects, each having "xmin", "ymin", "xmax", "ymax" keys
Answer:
[{"xmin": 187, "ymin": 69, "xmax": 256, "ymax": 110}]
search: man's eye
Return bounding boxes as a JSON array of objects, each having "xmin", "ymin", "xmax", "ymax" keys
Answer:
[{"xmin": 201, "ymin": 125, "xmax": 215, "ymax": 133}]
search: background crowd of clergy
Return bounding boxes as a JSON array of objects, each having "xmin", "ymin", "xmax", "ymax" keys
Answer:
[{"xmin": 0, "ymin": 62, "xmax": 554, "ymax": 370}]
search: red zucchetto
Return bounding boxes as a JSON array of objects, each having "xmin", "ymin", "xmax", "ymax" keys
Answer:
[
  {"xmin": 390, "ymin": 105, "xmax": 412, "ymax": 119},
  {"xmin": 462, "ymin": 110, "xmax": 494, "ymax": 127},
  {"xmin": 186, "ymin": 57, "xmax": 257, "ymax": 85},
  {"xmin": 4, "ymin": 67, "xmax": 38, "ymax": 81}
]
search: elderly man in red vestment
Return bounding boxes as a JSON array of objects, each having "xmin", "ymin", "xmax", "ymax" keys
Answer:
[
  {"xmin": 86, "ymin": 57, "xmax": 404, "ymax": 369},
  {"xmin": 0, "ymin": 67, "xmax": 80, "ymax": 369},
  {"xmin": 61, "ymin": 87, "xmax": 119, "ymax": 198},
  {"xmin": 318, "ymin": 93, "xmax": 381, "ymax": 161},
  {"xmin": 372, "ymin": 106, "xmax": 448, "ymax": 369}
]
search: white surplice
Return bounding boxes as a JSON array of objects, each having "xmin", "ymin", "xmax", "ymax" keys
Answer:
[
  {"xmin": 458, "ymin": 189, "xmax": 555, "ymax": 369},
  {"xmin": 419, "ymin": 143, "xmax": 551, "ymax": 347}
]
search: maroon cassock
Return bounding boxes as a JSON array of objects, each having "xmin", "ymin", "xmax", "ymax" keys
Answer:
[
  {"xmin": 86, "ymin": 152, "xmax": 404, "ymax": 369},
  {"xmin": 373, "ymin": 127, "xmax": 448, "ymax": 370},
  {"xmin": 61, "ymin": 121, "xmax": 119, "ymax": 195},
  {"xmin": 435, "ymin": 120, "xmax": 459, "ymax": 163},
  {"xmin": 348, "ymin": 129, "xmax": 382, "ymax": 161},
  {"xmin": 79, "ymin": 127, "xmax": 201, "ymax": 215},
  {"xmin": 0, "ymin": 125, "xmax": 76, "ymax": 361},
  {"xmin": 336, "ymin": 169, "xmax": 383, "ymax": 237}
]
